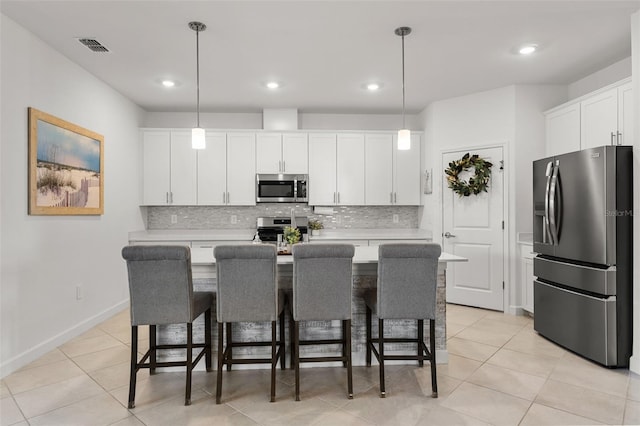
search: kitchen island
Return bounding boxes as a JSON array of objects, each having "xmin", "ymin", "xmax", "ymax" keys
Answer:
[{"xmin": 128, "ymin": 230, "xmax": 463, "ymax": 366}]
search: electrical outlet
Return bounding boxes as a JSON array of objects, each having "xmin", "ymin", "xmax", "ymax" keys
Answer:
[
  {"xmin": 393, "ymin": 214, "xmax": 399, "ymax": 223},
  {"xmin": 171, "ymin": 214, "xmax": 178, "ymax": 224},
  {"xmin": 231, "ymin": 215, "xmax": 237, "ymax": 224},
  {"xmin": 76, "ymin": 285, "xmax": 83, "ymax": 300}
]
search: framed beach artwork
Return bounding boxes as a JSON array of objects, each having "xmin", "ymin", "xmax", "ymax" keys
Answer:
[{"xmin": 28, "ymin": 108, "xmax": 104, "ymax": 215}]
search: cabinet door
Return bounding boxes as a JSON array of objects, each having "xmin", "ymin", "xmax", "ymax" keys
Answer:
[
  {"xmin": 336, "ymin": 133, "xmax": 365, "ymax": 205},
  {"xmin": 365, "ymin": 134, "xmax": 393, "ymax": 205},
  {"xmin": 545, "ymin": 104, "xmax": 580, "ymax": 156},
  {"xmin": 256, "ymin": 133, "xmax": 282, "ymax": 173},
  {"xmin": 226, "ymin": 133, "xmax": 256, "ymax": 205},
  {"xmin": 618, "ymin": 82, "xmax": 633, "ymax": 145},
  {"xmin": 142, "ymin": 130, "xmax": 171, "ymax": 205},
  {"xmin": 197, "ymin": 132, "xmax": 227, "ymax": 205},
  {"xmin": 581, "ymin": 88, "xmax": 618, "ymax": 149},
  {"xmin": 282, "ymin": 133, "xmax": 308, "ymax": 174},
  {"xmin": 169, "ymin": 131, "xmax": 197, "ymax": 205},
  {"xmin": 309, "ymin": 133, "xmax": 337, "ymax": 205},
  {"xmin": 394, "ymin": 133, "xmax": 421, "ymax": 205}
]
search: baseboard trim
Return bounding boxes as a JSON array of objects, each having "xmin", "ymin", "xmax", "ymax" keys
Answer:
[{"xmin": 1, "ymin": 299, "xmax": 129, "ymax": 378}]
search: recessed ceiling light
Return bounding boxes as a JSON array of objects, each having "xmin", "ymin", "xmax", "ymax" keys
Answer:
[
  {"xmin": 519, "ymin": 45, "xmax": 537, "ymax": 55},
  {"xmin": 367, "ymin": 83, "xmax": 380, "ymax": 91},
  {"xmin": 162, "ymin": 80, "xmax": 175, "ymax": 87},
  {"xmin": 266, "ymin": 81, "xmax": 280, "ymax": 89}
]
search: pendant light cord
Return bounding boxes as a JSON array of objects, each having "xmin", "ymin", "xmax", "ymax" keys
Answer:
[
  {"xmin": 196, "ymin": 27, "xmax": 200, "ymax": 128},
  {"xmin": 401, "ymin": 33, "xmax": 406, "ymax": 129}
]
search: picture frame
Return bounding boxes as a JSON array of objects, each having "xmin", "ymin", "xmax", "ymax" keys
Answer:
[{"xmin": 28, "ymin": 108, "xmax": 104, "ymax": 215}]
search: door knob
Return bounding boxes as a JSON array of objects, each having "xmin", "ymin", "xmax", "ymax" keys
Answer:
[{"xmin": 443, "ymin": 232, "xmax": 456, "ymax": 238}]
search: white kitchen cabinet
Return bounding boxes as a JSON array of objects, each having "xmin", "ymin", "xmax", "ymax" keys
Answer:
[
  {"xmin": 142, "ymin": 130, "xmax": 196, "ymax": 205},
  {"xmin": 365, "ymin": 134, "xmax": 393, "ymax": 205},
  {"xmin": 309, "ymin": 133, "xmax": 338, "ymax": 205},
  {"xmin": 618, "ymin": 82, "xmax": 634, "ymax": 146},
  {"xmin": 580, "ymin": 87, "xmax": 618, "ymax": 149},
  {"xmin": 520, "ymin": 243, "xmax": 534, "ymax": 313},
  {"xmin": 336, "ymin": 133, "xmax": 365, "ymax": 205},
  {"xmin": 545, "ymin": 104, "xmax": 580, "ymax": 156},
  {"xmin": 393, "ymin": 133, "xmax": 421, "ymax": 205},
  {"xmin": 197, "ymin": 132, "xmax": 255, "ymax": 205},
  {"xmin": 365, "ymin": 133, "xmax": 421, "ymax": 205},
  {"xmin": 256, "ymin": 133, "xmax": 308, "ymax": 174}
]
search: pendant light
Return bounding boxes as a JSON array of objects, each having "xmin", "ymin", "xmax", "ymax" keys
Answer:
[
  {"xmin": 189, "ymin": 21, "xmax": 206, "ymax": 149},
  {"xmin": 395, "ymin": 26, "xmax": 411, "ymax": 150}
]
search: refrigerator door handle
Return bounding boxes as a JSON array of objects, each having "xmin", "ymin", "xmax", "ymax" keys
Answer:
[
  {"xmin": 544, "ymin": 161, "xmax": 554, "ymax": 244},
  {"xmin": 549, "ymin": 160, "xmax": 560, "ymax": 245}
]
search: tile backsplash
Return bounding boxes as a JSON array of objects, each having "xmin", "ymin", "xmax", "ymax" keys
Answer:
[{"xmin": 147, "ymin": 204, "xmax": 419, "ymax": 230}]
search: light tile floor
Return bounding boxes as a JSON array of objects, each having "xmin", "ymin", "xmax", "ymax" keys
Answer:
[{"xmin": 2, "ymin": 304, "xmax": 638, "ymax": 425}]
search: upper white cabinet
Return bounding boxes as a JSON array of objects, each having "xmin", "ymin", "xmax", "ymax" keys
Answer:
[
  {"xmin": 198, "ymin": 132, "xmax": 255, "ymax": 205},
  {"xmin": 545, "ymin": 104, "xmax": 580, "ymax": 157},
  {"xmin": 142, "ymin": 130, "xmax": 197, "ymax": 205},
  {"xmin": 393, "ymin": 133, "xmax": 421, "ymax": 205},
  {"xmin": 364, "ymin": 133, "xmax": 421, "ymax": 205},
  {"xmin": 308, "ymin": 133, "xmax": 365, "ymax": 205},
  {"xmin": 545, "ymin": 79, "xmax": 633, "ymax": 156},
  {"xmin": 256, "ymin": 133, "xmax": 308, "ymax": 174}
]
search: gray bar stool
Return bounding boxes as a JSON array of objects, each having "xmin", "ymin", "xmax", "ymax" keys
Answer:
[
  {"xmin": 121, "ymin": 245, "xmax": 213, "ymax": 408},
  {"xmin": 291, "ymin": 243, "xmax": 355, "ymax": 401},
  {"xmin": 364, "ymin": 243, "xmax": 441, "ymax": 398},
  {"xmin": 214, "ymin": 244, "xmax": 285, "ymax": 404}
]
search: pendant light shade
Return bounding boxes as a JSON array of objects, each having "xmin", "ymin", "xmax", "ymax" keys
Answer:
[
  {"xmin": 395, "ymin": 26, "xmax": 411, "ymax": 151},
  {"xmin": 189, "ymin": 21, "xmax": 206, "ymax": 149}
]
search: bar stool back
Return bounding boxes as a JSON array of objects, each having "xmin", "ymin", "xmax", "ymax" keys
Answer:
[
  {"xmin": 291, "ymin": 243, "xmax": 355, "ymax": 401},
  {"xmin": 365, "ymin": 243, "xmax": 441, "ymax": 398},
  {"xmin": 214, "ymin": 244, "xmax": 285, "ymax": 404},
  {"xmin": 121, "ymin": 245, "xmax": 213, "ymax": 408}
]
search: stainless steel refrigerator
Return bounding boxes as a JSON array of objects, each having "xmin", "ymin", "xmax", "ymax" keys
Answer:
[{"xmin": 532, "ymin": 145, "xmax": 633, "ymax": 367}]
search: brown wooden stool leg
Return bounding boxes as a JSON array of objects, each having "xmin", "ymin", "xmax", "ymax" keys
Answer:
[
  {"xmin": 128, "ymin": 325, "xmax": 138, "ymax": 409},
  {"xmin": 216, "ymin": 322, "xmax": 224, "ymax": 404},
  {"xmin": 378, "ymin": 318, "xmax": 385, "ymax": 398}
]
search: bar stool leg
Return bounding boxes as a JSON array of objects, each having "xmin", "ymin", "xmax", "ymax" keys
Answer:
[
  {"xmin": 294, "ymin": 321, "xmax": 300, "ymax": 401},
  {"xmin": 270, "ymin": 321, "xmax": 277, "ymax": 402},
  {"xmin": 128, "ymin": 325, "xmax": 138, "ymax": 409},
  {"xmin": 378, "ymin": 318, "xmax": 385, "ymax": 398},
  {"xmin": 289, "ymin": 308, "xmax": 295, "ymax": 370},
  {"xmin": 185, "ymin": 322, "xmax": 193, "ymax": 406},
  {"xmin": 279, "ymin": 310, "xmax": 286, "ymax": 370},
  {"xmin": 205, "ymin": 309, "xmax": 213, "ymax": 372},
  {"xmin": 226, "ymin": 323, "xmax": 233, "ymax": 371},
  {"xmin": 345, "ymin": 319, "xmax": 353, "ymax": 399},
  {"xmin": 430, "ymin": 319, "xmax": 438, "ymax": 398},
  {"xmin": 341, "ymin": 321, "xmax": 347, "ymax": 368},
  {"xmin": 418, "ymin": 319, "xmax": 424, "ymax": 367},
  {"xmin": 216, "ymin": 322, "xmax": 224, "ymax": 404},
  {"xmin": 149, "ymin": 325, "xmax": 157, "ymax": 375},
  {"xmin": 365, "ymin": 305, "xmax": 372, "ymax": 367}
]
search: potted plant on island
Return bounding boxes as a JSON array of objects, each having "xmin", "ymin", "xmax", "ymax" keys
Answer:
[
  {"xmin": 308, "ymin": 219, "xmax": 324, "ymax": 236},
  {"xmin": 283, "ymin": 226, "xmax": 301, "ymax": 253}
]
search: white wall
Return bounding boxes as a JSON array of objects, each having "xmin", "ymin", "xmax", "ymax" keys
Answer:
[
  {"xmin": 629, "ymin": 10, "xmax": 640, "ymax": 375},
  {"xmin": 568, "ymin": 57, "xmax": 632, "ymax": 100},
  {"xmin": 0, "ymin": 15, "xmax": 145, "ymax": 376},
  {"xmin": 144, "ymin": 111, "xmax": 421, "ymax": 131}
]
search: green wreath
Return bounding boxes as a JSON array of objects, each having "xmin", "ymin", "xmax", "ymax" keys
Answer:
[{"xmin": 445, "ymin": 153, "xmax": 493, "ymax": 197}]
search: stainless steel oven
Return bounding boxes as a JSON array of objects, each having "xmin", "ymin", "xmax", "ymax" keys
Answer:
[{"xmin": 256, "ymin": 174, "xmax": 308, "ymax": 203}]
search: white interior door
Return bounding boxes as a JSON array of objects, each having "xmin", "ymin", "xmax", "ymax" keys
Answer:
[{"xmin": 442, "ymin": 146, "xmax": 504, "ymax": 311}]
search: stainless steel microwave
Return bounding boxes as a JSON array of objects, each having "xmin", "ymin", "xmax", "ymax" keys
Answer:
[{"xmin": 256, "ymin": 174, "xmax": 308, "ymax": 203}]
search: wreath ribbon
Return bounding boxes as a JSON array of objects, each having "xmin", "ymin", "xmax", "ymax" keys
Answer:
[{"xmin": 445, "ymin": 153, "xmax": 493, "ymax": 197}]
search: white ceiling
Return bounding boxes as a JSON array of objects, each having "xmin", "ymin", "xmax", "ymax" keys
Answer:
[{"xmin": 2, "ymin": 1, "xmax": 639, "ymax": 114}]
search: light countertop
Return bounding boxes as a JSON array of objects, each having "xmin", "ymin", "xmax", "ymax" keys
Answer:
[{"xmin": 129, "ymin": 228, "xmax": 432, "ymax": 243}]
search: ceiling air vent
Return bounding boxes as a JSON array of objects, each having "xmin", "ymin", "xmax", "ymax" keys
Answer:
[{"xmin": 77, "ymin": 38, "xmax": 110, "ymax": 53}]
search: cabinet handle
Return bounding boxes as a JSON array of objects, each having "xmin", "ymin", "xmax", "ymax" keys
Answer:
[
  {"xmin": 611, "ymin": 132, "xmax": 616, "ymax": 145},
  {"xmin": 390, "ymin": 192, "xmax": 393, "ymax": 203},
  {"xmin": 282, "ymin": 161, "xmax": 286, "ymax": 172},
  {"xmin": 166, "ymin": 192, "xmax": 169, "ymax": 204},
  {"xmin": 394, "ymin": 192, "xmax": 397, "ymax": 203},
  {"xmin": 333, "ymin": 192, "xmax": 336, "ymax": 203},
  {"xmin": 617, "ymin": 131, "xmax": 622, "ymax": 145},
  {"xmin": 278, "ymin": 160, "xmax": 282, "ymax": 172},
  {"xmin": 222, "ymin": 192, "xmax": 226, "ymax": 203},
  {"xmin": 338, "ymin": 192, "xmax": 340, "ymax": 204}
]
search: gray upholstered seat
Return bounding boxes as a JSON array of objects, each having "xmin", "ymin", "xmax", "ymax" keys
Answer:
[
  {"xmin": 214, "ymin": 244, "xmax": 285, "ymax": 404},
  {"xmin": 364, "ymin": 243, "xmax": 441, "ymax": 398},
  {"xmin": 122, "ymin": 245, "xmax": 213, "ymax": 408},
  {"xmin": 291, "ymin": 243, "xmax": 355, "ymax": 401}
]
